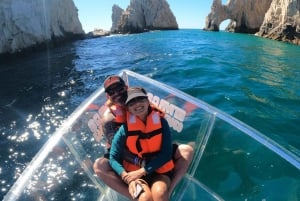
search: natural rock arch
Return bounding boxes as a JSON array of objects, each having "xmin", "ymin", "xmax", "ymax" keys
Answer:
[
  {"xmin": 204, "ymin": 0, "xmax": 272, "ymax": 34},
  {"xmin": 219, "ymin": 19, "xmax": 231, "ymax": 30}
]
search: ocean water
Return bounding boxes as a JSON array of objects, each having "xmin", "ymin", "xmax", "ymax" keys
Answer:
[{"xmin": 0, "ymin": 29, "xmax": 299, "ymax": 200}]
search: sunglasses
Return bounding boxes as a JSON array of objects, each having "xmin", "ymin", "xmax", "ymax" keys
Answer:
[
  {"xmin": 106, "ymin": 85, "xmax": 125, "ymax": 96},
  {"xmin": 126, "ymin": 97, "xmax": 148, "ymax": 107}
]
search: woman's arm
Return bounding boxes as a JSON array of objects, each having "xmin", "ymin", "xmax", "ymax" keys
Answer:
[
  {"xmin": 109, "ymin": 125, "xmax": 127, "ymax": 175},
  {"xmin": 143, "ymin": 117, "xmax": 173, "ymax": 173}
]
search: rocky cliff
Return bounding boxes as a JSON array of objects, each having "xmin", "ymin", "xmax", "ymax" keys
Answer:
[
  {"xmin": 111, "ymin": 0, "xmax": 178, "ymax": 34},
  {"xmin": 205, "ymin": 0, "xmax": 300, "ymax": 45},
  {"xmin": 111, "ymin": 5, "xmax": 124, "ymax": 33},
  {"xmin": 0, "ymin": 0, "xmax": 84, "ymax": 55},
  {"xmin": 256, "ymin": 0, "xmax": 300, "ymax": 45}
]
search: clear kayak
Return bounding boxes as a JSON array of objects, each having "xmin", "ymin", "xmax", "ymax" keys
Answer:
[{"xmin": 3, "ymin": 70, "xmax": 300, "ymax": 201}]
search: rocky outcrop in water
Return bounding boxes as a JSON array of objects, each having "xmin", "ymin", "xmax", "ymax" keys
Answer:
[
  {"xmin": 86, "ymin": 29, "xmax": 110, "ymax": 39},
  {"xmin": 111, "ymin": 0, "xmax": 178, "ymax": 34},
  {"xmin": 205, "ymin": 0, "xmax": 300, "ymax": 45},
  {"xmin": 0, "ymin": 0, "xmax": 84, "ymax": 55},
  {"xmin": 256, "ymin": 0, "xmax": 300, "ymax": 45},
  {"xmin": 111, "ymin": 5, "xmax": 124, "ymax": 33}
]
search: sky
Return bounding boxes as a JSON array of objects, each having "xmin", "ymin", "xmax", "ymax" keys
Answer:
[{"xmin": 73, "ymin": 0, "xmax": 228, "ymax": 33}]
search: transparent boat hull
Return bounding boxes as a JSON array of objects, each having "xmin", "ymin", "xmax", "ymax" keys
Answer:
[{"xmin": 4, "ymin": 70, "xmax": 299, "ymax": 201}]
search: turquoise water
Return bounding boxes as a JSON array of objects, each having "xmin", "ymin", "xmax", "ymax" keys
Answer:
[{"xmin": 0, "ymin": 29, "xmax": 299, "ymax": 200}]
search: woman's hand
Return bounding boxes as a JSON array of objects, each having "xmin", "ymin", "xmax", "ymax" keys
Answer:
[
  {"xmin": 121, "ymin": 168, "xmax": 146, "ymax": 184},
  {"xmin": 128, "ymin": 180, "xmax": 144, "ymax": 199},
  {"xmin": 121, "ymin": 171, "xmax": 133, "ymax": 184},
  {"xmin": 127, "ymin": 168, "xmax": 146, "ymax": 180}
]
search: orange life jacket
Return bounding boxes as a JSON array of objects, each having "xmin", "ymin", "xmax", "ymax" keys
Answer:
[
  {"xmin": 102, "ymin": 100, "xmax": 126, "ymax": 148},
  {"xmin": 105, "ymin": 100, "xmax": 126, "ymax": 124},
  {"xmin": 123, "ymin": 110, "xmax": 174, "ymax": 174}
]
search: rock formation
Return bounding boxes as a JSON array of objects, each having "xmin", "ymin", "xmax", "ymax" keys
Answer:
[
  {"xmin": 204, "ymin": 0, "xmax": 272, "ymax": 33},
  {"xmin": 256, "ymin": 0, "xmax": 300, "ymax": 45},
  {"xmin": 111, "ymin": 5, "xmax": 124, "ymax": 33},
  {"xmin": 86, "ymin": 29, "xmax": 110, "ymax": 39},
  {"xmin": 0, "ymin": 0, "xmax": 84, "ymax": 55},
  {"xmin": 111, "ymin": 0, "xmax": 178, "ymax": 34},
  {"xmin": 205, "ymin": 0, "xmax": 300, "ymax": 45}
]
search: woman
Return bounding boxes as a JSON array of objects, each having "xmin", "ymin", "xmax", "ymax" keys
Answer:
[{"xmin": 109, "ymin": 87, "xmax": 174, "ymax": 201}]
